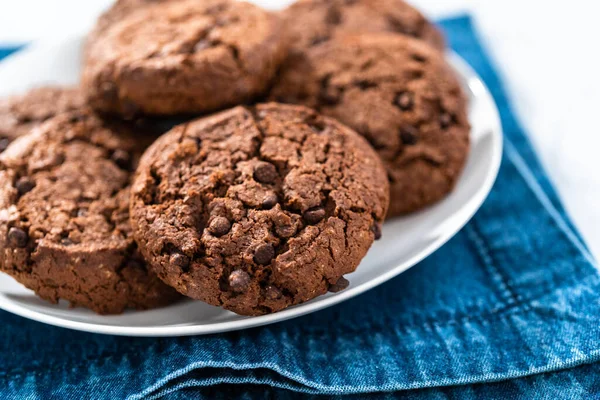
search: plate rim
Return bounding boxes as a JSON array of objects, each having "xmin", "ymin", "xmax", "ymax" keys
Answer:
[{"xmin": 0, "ymin": 41, "xmax": 503, "ymax": 336}]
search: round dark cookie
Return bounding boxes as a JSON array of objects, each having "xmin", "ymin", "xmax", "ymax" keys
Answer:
[
  {"xmin": 0, "ymin": 86, "xmax": 83, "ymax": 153},
  {"xmin": 281, "ymin": 0, "xmax": 444, "ymax": 52},
  {"xmin": 0, "ymin": 110, "xmax": 180, "ymax": 314},
  {"xmin": 270, "ymin": 34, "xmax": 470, "ymax": 216},
  {"xmin": 130, "ymin": 103, "xmax": 389, "ymax": 316},
  {"xmin": 83, "ymin": 0, "xmax": 289, "ymax": 116}
]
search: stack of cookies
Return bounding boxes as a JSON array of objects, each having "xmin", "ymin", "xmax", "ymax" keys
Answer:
[{"xmin": 0, "ymin": 0, "xmax": 469, "ymax": 316}]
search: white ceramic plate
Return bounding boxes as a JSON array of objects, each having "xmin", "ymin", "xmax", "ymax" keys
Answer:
[{"xmin": 0, "ymin": 33, "xmax": 502, "ymax": 337}]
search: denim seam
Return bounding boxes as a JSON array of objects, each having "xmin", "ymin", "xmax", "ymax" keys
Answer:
[
  {"xmin": 503, "ymin": 138, "xmax": 597, "ymax": 266},
  {"xmin": 464, "ymin": 222, "xmax": 520, "ymax": 307},
  {"xmin": 0, "ymin": 253, "xmax": 595, "ymax": 382},
  {"xmin": 395, "ymin": 270, "xmax": 598, "ymax": 331},
  {"xmin": 126, "ymin": 349, "xmax": 600, "ymax": 397},
  {"xmin": 0, "ymin": 304, "xmax": 536, "ymax": 383},
  {"xmin": 3, "ymin": 272, "xmax": 599, "ymax": 385},
  {"xmin": 374, "ymin": 252, "xmax": 592, "ymax": 332}
]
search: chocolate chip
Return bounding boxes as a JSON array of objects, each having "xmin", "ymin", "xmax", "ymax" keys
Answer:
[
  {"xmin": 111, "ymin": 150, "xmax": 131, "ymax": 170},
  {"xmin": 254, "ymin": 243, "xmax": 275, "ymax": 265},
  {"xmin": 387, "ymin": 16, "xmax": 405, "ymax": 33},
  {"xmin": 400, "ymin": 125, "xmax": 419, "ymax": 145},
  {"xmin": 307, "ymin": 118, "xmax": 326, "ymax": 133},
  {"xmin": 122, "ymin": 99, "xmax": 140, "ymax": 117},
  {"xmin": 0, "ymin": 138, "xmax": 10, "ymax": 153},
  {"xmin": 319, "ymin": 75, "xmax": 343, "ymax": 105},
  {"xmin": 360, "ymin": 59, "xmax": 375, "ymax": 71},
  {"xmin": 61, "ymin": 237, "xmax": 74, "ymax": 246},
  {"xmin": 440, "ymin": 113, "xmax": 453, "ymax": 129},
  {"xmin": 262, "ymin": 192, "xmax": 278, "ymax": 209},
  {"xmin": 265, "ymin": 285, "xmax": 282, "ymax": 300},
  {"xmin": 303, "ymin": 207, "xmax": 326, "ymax": 225},
  {"xmin": 77, "ymin": 208, "xmax": 88, "ymax": 217},
  {"xmin": 394, "ymin": 92, "xmax": 414, "ymax": 111},
  {"xmin": 7, "ymin": 227, "xmax": 28, "ymax": 248},
  {"xmin": 54, "ymin": 153, "xmax": 66, "ymax": 166},
  {"xmin": 310, "ymin": 35, "xmax": 330, "ymax": 47},
  {"xmin": 355, "ymin": 80, "xmax": 377, "ymax": 90},
  {"xmin": 67, "ymin": 114, "xmax": 85, "ymax": 123},
  {"xmin": 208, "ymin": 216, "xmax": 231, "ymax": 237},
  {"xmin": 387, "ymin": 171, "xmax": 397, "ymax": 183},
  {"xmin": 328, "ymin": 277, "xmax": 349, "ymax": 293},
  {"xmin": 406, "ymin": 70, "xmax": 424, "ymax": 80},
  {"xmin": 229, "ymin": 270, "xmax": 251, "ymax": 292},
  {"xmin": 15, "ymin": 177, "xmax": 35, "ymax": 195},
  {"xmin": 411, "ymin": 53, "xmax": 428, "ymax": 63},
  {"xmin": 325, "ymin": 7, "xmax": 342, "ymax": 24},
  {"xmin": 253, "ymin": 162, "xmax": 278, "ymax": 184},
  {"xmin": 372, "ymin": 222, "xmax": 382, "ymax": 240},
  {"xmin": 170, "ymin": 253, "xmax": 190, "ymax": 270}
]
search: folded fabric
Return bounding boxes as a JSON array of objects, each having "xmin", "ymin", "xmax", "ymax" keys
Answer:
[{"xmin": 1, "ymin": 15, "xmax": 599, "ymax": 400}]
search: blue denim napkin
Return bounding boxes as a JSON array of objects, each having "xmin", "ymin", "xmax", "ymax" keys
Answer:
[{"xmin": 1, "ymin": 15, "xmax": 600, "ymax": 399}]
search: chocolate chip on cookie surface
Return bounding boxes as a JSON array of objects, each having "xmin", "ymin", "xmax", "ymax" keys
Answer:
[
  {"xmin": 130, "ymin": 103, "xmax": 389, "ymax": 315},
  {"xmin": 83, "ymin": 0, "xmax": 289, "ymax": 116},
  {"xmin": 282, "ymin": 0, "xmax": 445, "ymax": 52},
  {"xmin": 0, "ymin": 110, "xmax": 180, "ymax": 314},
  {"xmin": 0, "ymin": 86, "xmax": 83, "ymax": 152},
  {"xmin": 271, "ymin": 34, "xmax": 470, "ymax": 216}
]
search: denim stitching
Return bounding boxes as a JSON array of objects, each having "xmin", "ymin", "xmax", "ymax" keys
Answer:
[
  {"xmin": 465, "ymin": 222, "xmax": 519, "ymax": 307},
  {"xmin": 0, "ymin": 306, "xmax": 533, "ymax": 383},
  {"xmin": 504, "ymin": 139, "xmax": 597, "ymax": 266},
  {"xmin": 3, "ymin": 271, "xmax": 599, "ymax": 385},
  {"xmin": 126, "ymin": 348, "xmax": 600, "ymax": 397}
]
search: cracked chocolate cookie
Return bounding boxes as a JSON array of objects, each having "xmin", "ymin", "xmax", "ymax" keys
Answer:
[
  {"xmin": 82, "ymin": 0, "xmax": 288, "ymax": 116},
  {"xmin": 282, "ymin": 0, "xmax": 444, "ymax": 52},
  {"xmin": 0, "ymin": 86, "xmax": 83, "ymax": 153},
  {"xmin": 130, "ymin": 103, "xmax": 389, "ymax": 315},
  {"xmin": 0, "ymin": 110, "xmax": 180, "ymax": 314},
  {"xmin": 270, "ymin": 34, "xmax": 470, "ymax": 216}
]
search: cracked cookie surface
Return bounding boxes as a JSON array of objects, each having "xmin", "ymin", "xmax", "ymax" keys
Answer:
[
  {"xmin": 82, "ymin": 0, "xmax": 289, "ymax": 116},
  {"xmin": 130, "ymin": 103, "xmax": 389, "ymax": 315},
  {"xmin": 270, "ymin": 34, "xmax": 470, "ymax": 216},
  {"xmin": 281, "ymin": 0, "xmax": 444, "ymax": 52},
  {"xmin": 0, "ymin": 86, "xmax": 83, "ymax": 153},
  {"xmin": 0, "ymin": 110, "xmax": 180, "ymax": 314}
]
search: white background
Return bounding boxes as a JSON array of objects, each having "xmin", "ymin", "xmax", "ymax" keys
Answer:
[{"xmin": 1, "ymin": 0, "xmax": 599, "ymax": 258}]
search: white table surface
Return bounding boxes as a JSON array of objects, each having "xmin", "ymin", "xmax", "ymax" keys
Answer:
[{"xmin": 1, "ymin": 0, "xmax": 599, "ymax": 259}]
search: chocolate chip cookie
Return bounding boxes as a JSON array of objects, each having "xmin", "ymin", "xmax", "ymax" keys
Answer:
[
  {"xmin": 0, "ymin": 110, "xmax": 180, "ymax": 314},
  {"xmin": 270, "ymin": 34, "xmax": 470, "ymax": 216},
  {"xmin": 0, "ymin": 86, "xmax": 83, "ymax": 153},
  {"xmin": 82, "ymin": 0, "xmax": 288, "ymax": 116},
  {"xmin": 130, "ymin": 103, "xmax": 389, "ymax": 315},
  {"xmin": 282, "ymin": 0, "xmax": 444, "ymax": 52}
]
